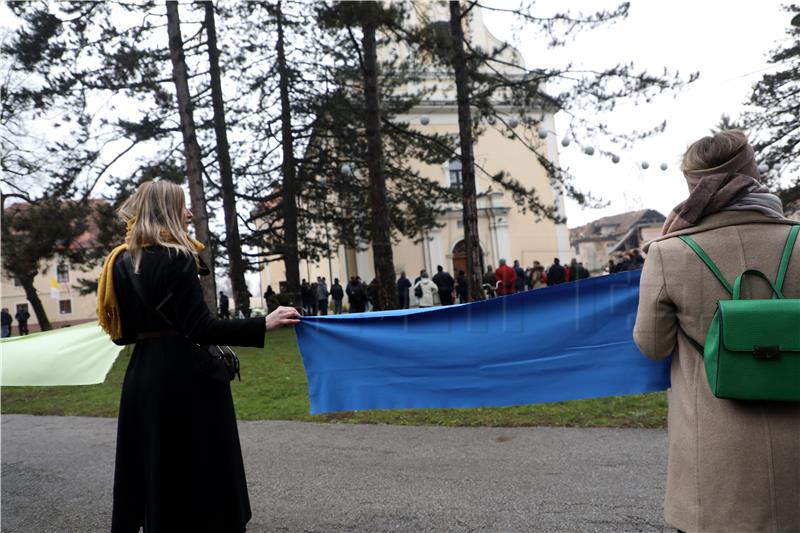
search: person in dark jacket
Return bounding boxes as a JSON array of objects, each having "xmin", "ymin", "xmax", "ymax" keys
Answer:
[
  {"xmin": 482, "ymin": 265, "xmax": 497, "ymax": 298},
  {"xmin": 630, "ymin": 249, "xmax": 645, "ymax": 268},
  {"xmin": 309, "ymin": 280, "xmax": 319, "ymax": 316},
  {"xmin": 348, "ymin": 278, "xmax": 368, "ymax": 313},
  {"xmin": 97, "ymin": 181, "xmax": 300, "ymax": 533},
  {"xmin": 300, "ymin": 279, "xmax": 313, "ymax": 316},
  {"xmin": 345, "ymin": 276, "xmax": 354, "ymax": 302},
  {"xmin": 513, "ymin": 260, "xmax": 526, "ymax": 292},
  {"xmin": 15, "ymin": 307, "xmax": 30, "ymax": 335},
  {"xmin": 615, "ymin": 252, "xmax": 635, "ymax": 272},
  {"xmin": 367, "ymin": 277, "xmax": 381, "ymax": 311},
  {"xmin": 315, "ymin": 276, "xmax": 329, "ymax": 316},
  {"xmin": 546, "ymin": 258, "xmax": 566, "ymax": 285},
  {"xmin": 218, "ymin": 291, "xmax": 230, "ymax": 319},
  {"xmin": 396, "ymin": 272, "xmax": 412, "ymax": 309},
  {"xmin": 432, "ymin": 265, "xmax": 455, "ymax": 305},
  {"xmin": 575, "ymin": 262, "xmax": 591, "ymax": 280},
  {"xmin": 1, "ymin": 308, "xmax": 12, "ymax": 338},
  {"xmin": 263, "ymin": 286, "xmax": 279, "ymax": 314},
  {"xmin": 455, "ymin": 270, "xmax": 469, "ymax": 303},
  {"xmin": 330, "ymin": 278, "xmax": 344, "ymax": 314}
]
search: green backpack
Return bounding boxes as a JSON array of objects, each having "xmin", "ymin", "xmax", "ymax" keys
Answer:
[{"xmin": 678, "ymin": 225, "xmax": 800, "ymax": 401}]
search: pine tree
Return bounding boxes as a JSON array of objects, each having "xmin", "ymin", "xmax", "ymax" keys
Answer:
[
  {"xmin": 314, "ymin": 1, "xmax": 461, "ymax": 310},
  {"xmin": 166, "ymin": 1, "xmax": 218, "ymax": 310},
  {"xmin": 742, "ymin": 5, "xmax": 800, "ymax": 207}
]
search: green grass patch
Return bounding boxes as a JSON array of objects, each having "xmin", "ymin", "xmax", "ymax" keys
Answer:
[{"xmin": 1, "ymin": 328, "xmax": 667, "ymax": 428}]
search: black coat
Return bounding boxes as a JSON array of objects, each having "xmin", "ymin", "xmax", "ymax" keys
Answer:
[
  {"xmin": 396, "ymin": 277, "xmax": 411, "ymax": 306},
  {"xmin": 547, "ymin": 264, "xmax": 566, "ymax": 285},
  {"xmin": 111, "ymin": 246, "xmax": 265, "ymax": 533}
]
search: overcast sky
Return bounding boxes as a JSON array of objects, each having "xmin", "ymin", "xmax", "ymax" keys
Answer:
[
  {"xmin": 483, "ymin": 0, "xmax": 795, "ymax": 227},
  {"xmin": 2, "ymin": 1, "xmax": 794, "ymax": 230}
]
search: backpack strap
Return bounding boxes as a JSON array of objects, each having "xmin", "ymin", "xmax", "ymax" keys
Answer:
[
  {"xmin": 678, "ymin": 235, "xmax": 734, "ymax": 295},
  {"xmin": 775, "ymin": 225, "xmax": 800, "ymax": 294}
]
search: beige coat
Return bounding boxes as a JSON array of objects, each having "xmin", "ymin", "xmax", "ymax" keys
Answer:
[{"xmin": 634, "ymin": 211, "xmax": 800, "ymax": 533}]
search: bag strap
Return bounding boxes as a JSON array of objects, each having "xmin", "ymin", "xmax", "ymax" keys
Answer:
[
  {"xmin": 775, "ymin": 225, "xmax": 800, "ymax": 293},
  {"xmin": 732, "ymin": 269, "xmax": 785, "ymax": 300},
  {"xmin": 678, "ymin": 235, "xmax": 734, "ymax": 295},
  {"xmin": 121, "ymin": 251, "xmax": 178, "ymax": 330}
]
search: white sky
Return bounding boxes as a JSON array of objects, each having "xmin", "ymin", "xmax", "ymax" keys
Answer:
[
  {"xmin": 2, "ymin": 1, "xmax": 794, "ymax": 230},
  {"xmin": 483, "ymin": 0, "xmax": 795, "ymax": 227}
]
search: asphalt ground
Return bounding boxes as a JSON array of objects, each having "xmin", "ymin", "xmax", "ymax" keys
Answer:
[{"xmin": 1, "ymin": 415, "xmax": 671, "ymax": 532}]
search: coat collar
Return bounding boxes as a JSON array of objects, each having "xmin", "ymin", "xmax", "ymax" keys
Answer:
[{"xmin": 643, "ymin": 211, "xmax": 798, "ymax": 253}]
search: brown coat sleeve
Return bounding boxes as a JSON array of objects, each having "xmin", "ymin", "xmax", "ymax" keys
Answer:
[{"xmin": 633, "ymin": 241, "xmax": 678, "ymax": 360}]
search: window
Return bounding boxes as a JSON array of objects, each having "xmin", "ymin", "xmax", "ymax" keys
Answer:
[
  {"xmin": 448, "ymin": 158, "xmax": 462, "ymax": 188},
  {"xmin": 13, "ymin": 277, "xmax": 23, "ymax": 287},
  {"xmin": 59, "ymin": 300, "xmax": 72, "ymax": 315},
  {"xmin": 15, "ymin": 303, "xmax": 28, "ymax": 315},
  {"xmin": 57, "ymin": 263, "xmax": 70, "ymax": 283}
]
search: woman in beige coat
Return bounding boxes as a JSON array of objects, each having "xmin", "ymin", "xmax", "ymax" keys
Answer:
[{"xmin": 634, "ymin": 130, "xmax": 800, "ymax": 533}]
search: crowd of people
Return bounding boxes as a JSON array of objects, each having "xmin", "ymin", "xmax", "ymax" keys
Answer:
[{"xmin": 288, "ymin": 253, "xmax": 646, "ymax": 315}]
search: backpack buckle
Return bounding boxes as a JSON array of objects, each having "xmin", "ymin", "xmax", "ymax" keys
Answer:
[{"xmin": 753, "ymin": 346, "xmax": 780, "ymax": 360}]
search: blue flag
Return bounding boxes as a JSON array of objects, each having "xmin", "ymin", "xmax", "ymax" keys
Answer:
[{"xmin": 295, "ymin": 270, "xmax": 670, "ymax": 415}]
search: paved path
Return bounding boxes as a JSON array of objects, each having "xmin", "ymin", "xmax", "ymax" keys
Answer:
[{"xmin": 2, "ymin": 415, "xmax": 670, "ymax": 532}]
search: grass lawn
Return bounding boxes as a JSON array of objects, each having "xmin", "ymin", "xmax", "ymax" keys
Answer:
[{"xmin": 1, "ymin": 328, "xmax": 667, "ymax": 428}]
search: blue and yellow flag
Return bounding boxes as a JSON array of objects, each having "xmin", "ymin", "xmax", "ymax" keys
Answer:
[{"xmin": 296, "ymin": 270, "xmax": 670, "ymax": 414}]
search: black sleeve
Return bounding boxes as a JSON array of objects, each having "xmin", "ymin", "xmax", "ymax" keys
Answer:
[{"xmin": 165, "ymin": 254, "xmax": 265, "ymax": 348}]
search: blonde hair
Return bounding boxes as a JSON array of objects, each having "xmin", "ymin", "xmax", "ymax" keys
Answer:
[
  {"xmin": 118, "ymin": 181, "xmax": 197, "ymax": 272},
  {"xmin": 681, "ymin": 130, "xmax": 748, "ymax": 172}
]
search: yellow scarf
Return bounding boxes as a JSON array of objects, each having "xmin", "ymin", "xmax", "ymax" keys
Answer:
[{"xmin": 96, "ymin": 220, "xmax": 204, "ymax": 339}]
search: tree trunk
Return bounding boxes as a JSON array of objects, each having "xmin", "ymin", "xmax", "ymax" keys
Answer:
[
  {"xmin": 166, "ymin": 0, "xmax": 217, "ymax": 312},
  {"xmin": 20, "ymin": 275, "xmax": 51, "ymax": 331},
  {"xmin": 449, "ymin": 0, "xmax": 484, "ymax": 302},
  {"xmin": 275, "ymin": 1, "xmax": 301, "ymax": 308},
  {"xmin": 361, "ymin": 10, "xmax": 398, "ymax": 311},
  {"xmin": 204, "ymin": 2, "xmax": 249, "ymax": 316}
]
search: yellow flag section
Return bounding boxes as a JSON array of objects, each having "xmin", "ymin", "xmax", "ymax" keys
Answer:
[
  {"xmin": 50, "ymin": 277, "xmax": 60, "ymax": 300},
  {"xmin": 0, "ymin": 322, "xmax": 122, "ymax": 386}
]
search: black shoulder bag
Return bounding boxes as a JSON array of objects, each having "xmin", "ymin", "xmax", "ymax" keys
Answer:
[{"xmin": 121, "ymin": 252, "xmax": 241, "ymax": 382}]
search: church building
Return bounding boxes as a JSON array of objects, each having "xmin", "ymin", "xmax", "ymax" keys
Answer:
[{"xmin": 260, "ymin": 5, "xmax": 571, "ymax": 298}]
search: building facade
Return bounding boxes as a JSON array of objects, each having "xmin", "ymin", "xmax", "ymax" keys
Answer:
[
  {"xmin": 0, "ymin": 258, "xmax": 102, "ymax": 333},
  {"xmin": 260, "ymin": 6, "xmax": 571, "ymax": 299}
]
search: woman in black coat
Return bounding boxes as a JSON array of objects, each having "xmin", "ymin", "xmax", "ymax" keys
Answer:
[{"xmin": 98, "ymin": 181, "xmax": 300, "ymax": 533}]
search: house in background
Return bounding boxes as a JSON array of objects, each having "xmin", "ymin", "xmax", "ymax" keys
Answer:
[
  {"xmin": 569, "ymin": 209, "xmax": 666, "ymax": 273},
  {"xmin": 0, "ymin": 201, "xmax": 108, "ymax": 333}
]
